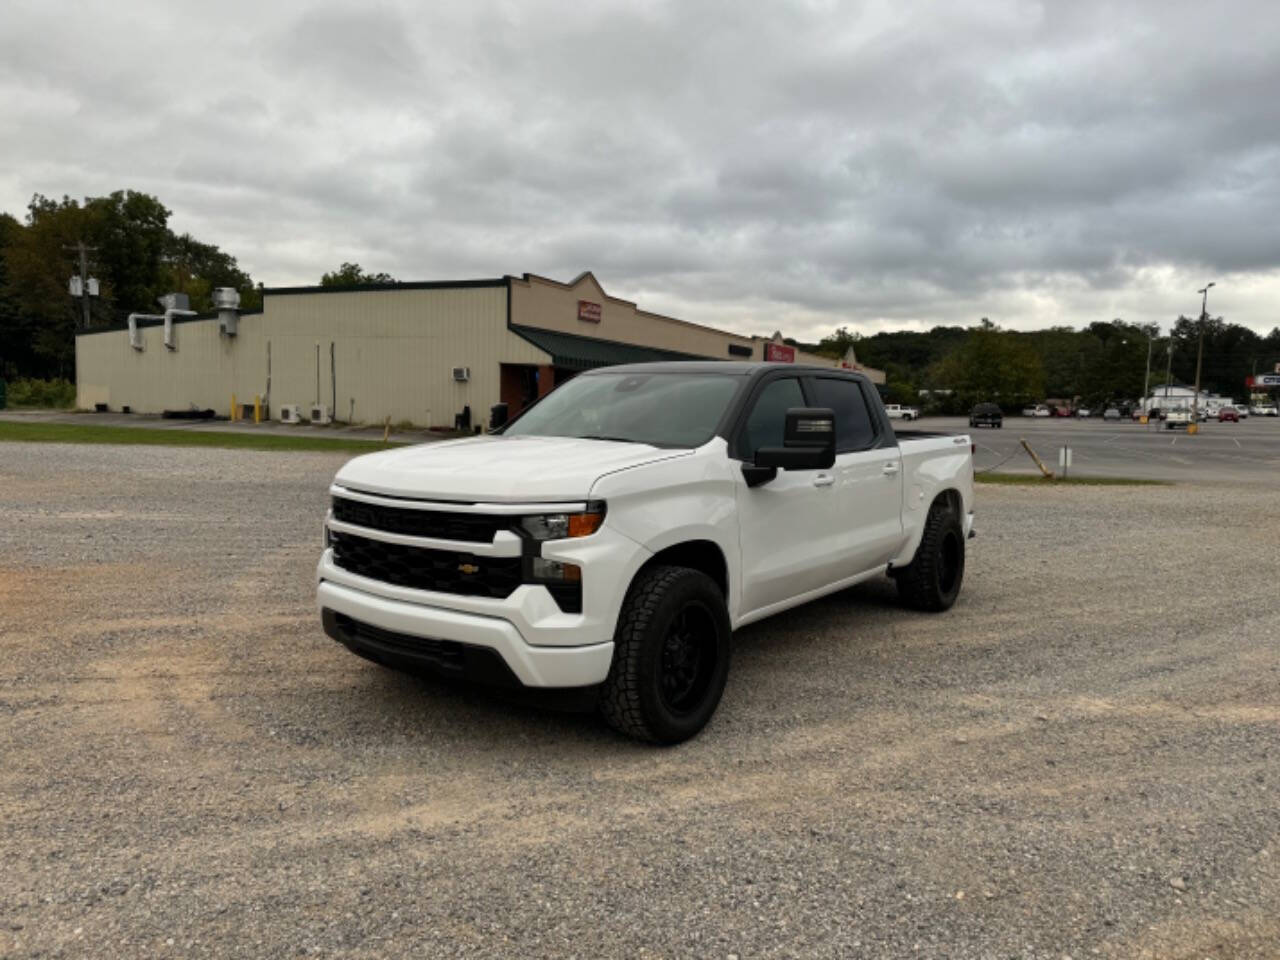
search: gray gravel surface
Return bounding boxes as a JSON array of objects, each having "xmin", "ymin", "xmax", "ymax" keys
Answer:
[{"xmin": 2, "ymin": 441, "xmax": 1278, "ymax": 959}]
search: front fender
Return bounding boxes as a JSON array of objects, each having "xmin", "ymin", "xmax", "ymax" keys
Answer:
[{"xmin": 588, "ymin": 442, "xmax": 742, "ymax": 616}]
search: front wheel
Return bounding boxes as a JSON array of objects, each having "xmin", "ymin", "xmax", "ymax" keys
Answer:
[
  {"xmin": 598, "ymin": 565, "xmax": 732, "ymax": 744},
  {"xmin": 894, "ymin": 500, "xmax": 965, "ymax": 612}
]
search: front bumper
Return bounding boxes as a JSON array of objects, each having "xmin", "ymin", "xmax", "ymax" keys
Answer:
[{"xmin": 318, "ymin": 579, "xmax": 614, "ymax": 688}]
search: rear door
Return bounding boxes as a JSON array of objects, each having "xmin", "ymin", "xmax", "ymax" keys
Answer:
[
  {"xmin": 733, "ymin": 374, "xmax": 848, "ymax": 615},
  {"xmin": 807, "ymin": 376, "xmax": 906, "ymax": 575}
]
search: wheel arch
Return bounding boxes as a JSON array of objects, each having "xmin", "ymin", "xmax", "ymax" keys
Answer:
[
  {"xmin": 890, "ymin": 486, "xmax": 965, "ymax": 571},
  {"xmin": 635, "ymin": 539, "xmax": 729, "ymax": 603}
]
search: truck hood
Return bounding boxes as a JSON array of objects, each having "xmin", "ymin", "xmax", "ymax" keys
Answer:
[{"xmin": 333, "ymin": 435, "xmax": 689, "ymax": 502}]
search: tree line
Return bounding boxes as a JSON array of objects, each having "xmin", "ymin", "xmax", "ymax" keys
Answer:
[
  {"xmin": 0, "ymin": 190, "xmax": 262, "ymax": 380},
  {"xmin": 807, "ymin": 316, "xmax": 1280, "ymax": 413}
]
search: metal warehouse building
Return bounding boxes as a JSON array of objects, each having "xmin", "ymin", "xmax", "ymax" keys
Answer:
[{"xmin": 75, "ymin": 271, "xmax": 882, "ymax": 428}]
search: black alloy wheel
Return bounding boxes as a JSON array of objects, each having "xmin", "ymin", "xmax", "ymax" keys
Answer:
[{"xmin": 659, "ymin": 603, "xmax": 718, "ymax": 715}]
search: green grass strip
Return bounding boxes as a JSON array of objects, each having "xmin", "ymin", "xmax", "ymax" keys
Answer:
[
  {"xmin": 0, "ymin": 420, "xmax": 404, "ymax": 453},
  {"xmin": 976, "ymin": 472, "xmax": 1168, "ymax": 486}
]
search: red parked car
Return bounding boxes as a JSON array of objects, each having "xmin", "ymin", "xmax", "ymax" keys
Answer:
[{"xmin": 1218, "ymin": 406, "xmax": 1240, "ymax": 423}]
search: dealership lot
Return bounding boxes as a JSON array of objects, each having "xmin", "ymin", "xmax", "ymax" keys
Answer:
[
  {"xmin": 929, "ymin": 414, "xmax": 1280, "ymax": 485},
  {"xmin": 2, "ymin": 441, "xmax": 1278, "ymax": 958}
]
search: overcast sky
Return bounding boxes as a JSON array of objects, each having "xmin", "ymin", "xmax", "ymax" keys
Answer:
[{"xmin": 3, "ymin": 0, "xmax": 1278, "ymax": 340}]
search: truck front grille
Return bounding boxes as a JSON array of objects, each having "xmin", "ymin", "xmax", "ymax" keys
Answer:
[
  {"xmin": 329, "ymin": 531, "xmax": 523, "ymax": 599},
  {"xmin": 331, "ymin": 497, "xmax": 509, "ymax": 544}
]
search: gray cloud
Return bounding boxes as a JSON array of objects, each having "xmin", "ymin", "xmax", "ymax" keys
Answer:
[{"xmin": 2, "ymin": 0, "xmax": 1278, "ymax": 339}]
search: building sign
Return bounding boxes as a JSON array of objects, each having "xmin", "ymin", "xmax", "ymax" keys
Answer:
[
  {"xmin": 765, "ymin": 342, "xmax": 796, "ymax": 363},
  {"xmin": 577, "ymin": 300, "xmax": 602, "ymax": 323},
  {"xmin": 1254, "ymin": 374, "xmax": 1280, "ymax": 387}
]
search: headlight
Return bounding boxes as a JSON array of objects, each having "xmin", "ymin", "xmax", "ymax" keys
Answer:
[{"xmin": 520, "ymin": 503, "xmax": 605, "ymax": 541}]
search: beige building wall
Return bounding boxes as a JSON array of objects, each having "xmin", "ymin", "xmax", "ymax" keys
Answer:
[
  {"xmin": 76, "ymin": 273, "xmax": 885, "ymax": 421},
  {"xmin": 76, "ymin": 285, "xmax": 550, "ymax": 426}
]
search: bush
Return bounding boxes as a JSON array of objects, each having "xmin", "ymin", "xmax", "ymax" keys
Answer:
[{"xmin": 4, "ymin": 378, "xmax": 77, "ymax": 409}]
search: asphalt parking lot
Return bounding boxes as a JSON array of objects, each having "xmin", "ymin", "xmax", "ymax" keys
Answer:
[
  {"xmin": 915, "ymin": 414, "xmax": 1280, "ymax": 485},
  {"xmin": 2, "ymin": 441, "xmax": 1278, "ymax": 958}
]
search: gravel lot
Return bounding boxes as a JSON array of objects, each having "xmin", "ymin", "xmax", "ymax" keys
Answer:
[{"xmin": 2, "ymin": 442, "xmax": 1278, "ymax": 958}]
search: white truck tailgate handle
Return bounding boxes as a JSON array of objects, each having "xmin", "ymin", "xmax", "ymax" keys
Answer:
[
  {"xmin": 813, "ymin": 474, "xmax": 836, "ymax": 487},
  {"xmin": 883, "ymin": 461, "xmax": 901, "ymax": 476}
]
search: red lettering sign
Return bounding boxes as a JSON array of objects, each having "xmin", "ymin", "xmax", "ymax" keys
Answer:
[
  {"xmin": 765, "ymin": 342, "xmax": 796, "ymax": 363},
  {"xmin": 577, "ymin": 300, "xmax": 602, "ymax": 323}
]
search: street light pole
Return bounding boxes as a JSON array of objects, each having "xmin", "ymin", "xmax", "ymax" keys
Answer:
[{"xmin": 1192, "ymin": 282, "xmax": 1214, "ymax": 425}]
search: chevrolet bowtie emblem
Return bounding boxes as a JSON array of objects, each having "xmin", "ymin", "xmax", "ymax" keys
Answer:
[{"xmin": 458, "ymin": 563, "xmax": 480, "ymax": 575}]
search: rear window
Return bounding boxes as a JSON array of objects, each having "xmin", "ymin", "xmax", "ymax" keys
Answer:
[{"xmin": 974, "ymin": 404, "xmax": 1001, "ymax": 414}]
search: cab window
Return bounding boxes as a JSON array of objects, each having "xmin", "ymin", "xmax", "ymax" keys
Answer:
[{"xmin": 740, "ymin": 377, "xmax": 805, "ymax": 459}]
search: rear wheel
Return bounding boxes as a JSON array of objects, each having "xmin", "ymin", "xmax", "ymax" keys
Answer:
[
  {"xmin": 895, "ymin": 500, "xmax": 965, "ymax": 612},
  {"xmin": 598, "ymin": 565, "xmax": 732, "ymax": 744}
]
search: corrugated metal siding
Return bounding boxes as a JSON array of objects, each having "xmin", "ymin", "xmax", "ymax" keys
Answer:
[{"xmin": 76, "ymin": 287, "xmax": 550, "ymax": 425}]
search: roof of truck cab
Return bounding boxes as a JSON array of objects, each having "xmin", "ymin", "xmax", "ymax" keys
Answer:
[{"xmin": 583, "ymin": 361, "xmax": 859, "ymax": 377}]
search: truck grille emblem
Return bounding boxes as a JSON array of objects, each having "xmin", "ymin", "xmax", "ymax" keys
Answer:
[{"xmin": 458, "ymin": 562, "xmax": 480, "ymax": 575}]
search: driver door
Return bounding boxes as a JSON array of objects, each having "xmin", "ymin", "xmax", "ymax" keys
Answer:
[{"xmin": 734, "ymin": 375, "xmax": 847, "ymax": 617}]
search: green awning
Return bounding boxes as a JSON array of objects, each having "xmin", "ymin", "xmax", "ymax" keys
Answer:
[{"xmin": 509, "ymin": 324, "xmax": 711, "ymax": 371}]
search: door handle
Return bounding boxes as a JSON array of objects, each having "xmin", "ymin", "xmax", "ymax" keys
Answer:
[
  {"xmin": 882, "ymin": 462, "xmax": 900, "ymax": 476},
  {"xmin": 813, "ymin": 474, "xmax": 836, "ymax": 487}
]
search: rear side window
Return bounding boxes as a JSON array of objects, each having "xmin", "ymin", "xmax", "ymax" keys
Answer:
[
  {"xmin": 811, "ymin": 378, "xmax": 876, "ymax": 452},
  {"xmin": 740, "ymin": 377, "xmax": 805, "ymax": 458}
]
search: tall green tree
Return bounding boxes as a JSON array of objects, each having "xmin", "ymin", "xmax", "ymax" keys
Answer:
[
  {"xmin": 928, "ymin": 322, "xmax": 1045, "ymax": 412},
  {"xmin": 320, "ymin": 262, "xmax": 396, "ymax": 287}
]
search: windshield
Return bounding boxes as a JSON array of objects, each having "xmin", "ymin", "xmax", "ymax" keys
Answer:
[{"xmin": 502, "ymin": 372, "xmax": 742, "ymax": 448}]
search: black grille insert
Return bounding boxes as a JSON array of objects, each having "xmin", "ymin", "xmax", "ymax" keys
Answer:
[
  {"xmin": 333, "ymin": 613, "xmax": 467, "ymax": 669},
  {"xmin": 332, "ymin": 497, "xmax": 510, "ymax": 544},
  {"xmin": 329, "ymin": 531, "xmax": 522, "ymax": 598}
]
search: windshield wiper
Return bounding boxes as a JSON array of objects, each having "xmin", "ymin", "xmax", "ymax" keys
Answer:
[{"xmin": 578, "ymin": 434, "xmax": 644, "ymax": 444}]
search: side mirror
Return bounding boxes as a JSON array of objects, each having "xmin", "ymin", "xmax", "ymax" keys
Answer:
[
  {"xmin": 489, "ymin": 402, "xmax": 509, "ymax": 431},
  {"xmin": 743, "ymin": 407, "xmax": 837, "ymax": 486}
]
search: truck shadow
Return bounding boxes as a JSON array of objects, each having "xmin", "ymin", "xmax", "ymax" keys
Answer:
[{"xmin": 327, "ymin": 577, "xmax": 911, "ymax": 749}]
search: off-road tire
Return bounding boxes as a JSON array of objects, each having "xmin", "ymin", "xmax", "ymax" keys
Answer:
[
  {"xmin": 598, "ymin": 565, "xmax": 732, "ymax": 744},
  {"xmin": 895, "ymin": 500, "xmax": 965, "ymax": 612}
]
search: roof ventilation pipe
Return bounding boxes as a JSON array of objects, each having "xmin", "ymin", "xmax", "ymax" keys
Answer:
[
  {"xmin": 213, "ymin": 287, "xmax": 241, "ymax": 336},
  {"xmin": 163, "ymin": 309, "xmax": 196, "ymax": 350},
  {"xmin": 127, "ymin": 313, "xmax": 165, "ymax": 350}
]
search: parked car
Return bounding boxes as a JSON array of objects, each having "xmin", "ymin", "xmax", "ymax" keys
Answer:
[
  {"xmin": 318, "ymin": 362, "xmax": 976, "ymax": 743},
  {"xmin": 1103, "ymin": 408, "xmax": 1121, "ymax": 420},
  {"xmin": 884, "ymin": 403, "xmax": 920, "ymax": 421},
  {"xmin": 1251, "ymin": 404, "xmax": 1278, "ymax": 417},
  {"xmin": 1218, "ymin": 406, "xmax": 1240, "ymax": 422},
  {"xmin": 1022, "ymin": 404, "xmax": 1051, "ymax": 417},
  {"xmin": 1075, "ymin": 407, "xmax": 1092, "ymax": 418},
  {"xmin": 969, "ymin": 402, "xmax": 1003, "ymax": 428},
  {"xmin": 1165, "ymin": 409, "xmax": 1192, "ymax": 429},
  {"xmin": 1050, "ymin": 405, "xmax": 1073, "ymax": 417}
]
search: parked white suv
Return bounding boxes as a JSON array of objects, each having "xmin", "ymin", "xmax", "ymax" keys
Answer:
[{"xmin": 318, "ymin": 363, "xmax": 975, "ymax": 742}]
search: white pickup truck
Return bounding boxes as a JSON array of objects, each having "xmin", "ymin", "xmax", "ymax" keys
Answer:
[
  {"xmin": 884, "ymin": 403, "xmax": 920, "ymax": 421},
  {"xmin": 318, "ymin": 363, "xmax": 975, "ymax": 743}
]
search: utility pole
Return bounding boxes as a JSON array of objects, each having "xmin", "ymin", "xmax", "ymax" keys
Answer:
[
  {"xmin": 64, "ymin": 240, "xmax": 99, "ymax": 327},
  {"xmin": 1191, "ymin": 282, "xmax": 1214, "ymax": 425}
]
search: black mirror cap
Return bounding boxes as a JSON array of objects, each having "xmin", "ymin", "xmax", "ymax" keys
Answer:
[
  {"xmin": 754, "ymin": 445, "xmax": 835, "ymax": 471},
  {"xmin": 489, "ymin": 402, "xmax": 509, "ymax": 430}
]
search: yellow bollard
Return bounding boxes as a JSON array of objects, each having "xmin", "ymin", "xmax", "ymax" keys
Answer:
[
  {"xmin": 253, "ymin": 395, "xmax": 261, "ymax": 424},
  {"xmin": 231, "ymin": 393, "xmax": 238, "ymax": 422},
  {"xmin": 1187, "ymin": 423, "xmax": 1198, "ymax": 435}
]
